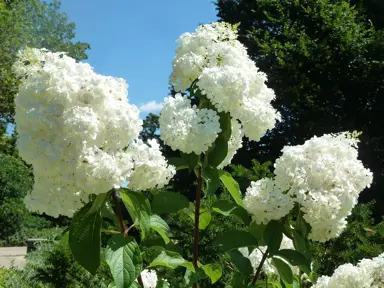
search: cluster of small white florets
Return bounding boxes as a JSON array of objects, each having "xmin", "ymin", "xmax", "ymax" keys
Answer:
[
  {"xmin": 159, "ymin": 94, "xmax": 221, "ymax": 154},
  {"xmin": 313, "ymin": 253, "xmax": 384, "ymax": 288},
  {"xmin": 13, "ymin": 48, "xmax": 175, "ymax": 217},
  {"xmin": 139, "ymin": 269, "xmax": 159, "ymax": 288},
  {"xmin": 160, "ymin": 22, "xmax": 279, "ymax": 164},
  {"xmin": 239, "ymin": 235, "xmax": 297, "ymax": 275},
  {"xmin": 244, "ymin": 132, "xmax": 373, "ymax": 242}
]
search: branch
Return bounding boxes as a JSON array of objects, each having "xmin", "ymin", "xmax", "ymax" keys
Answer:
[
  {"xmin": 252, "ymin": 248, "xmax": 269, "ymax": 285},
  {"xmin": 192, "ymin": 155, "xmax": 203, "ymax": 288},
  {"xmin": 111, "ymin": 189, "xmax": 144, "ymax": 288}
]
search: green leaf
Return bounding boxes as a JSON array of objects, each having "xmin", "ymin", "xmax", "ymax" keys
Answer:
[
  {"xmin": 291, "ymin": 230, "xmax": 311, "ymax": 260},
  {"xmin": 295, "ymin": 210, "xmax": 311, "ymax": 237},
  {"xmin": 150, "ymin": 214, "xmax": 171, "ymax": 244},
  {"xmin": 219, "ymin": 170, "xmax": 243, "ymax": 206},
  {"xmin": 201, "ymin": 263, "xmax": 222, "ymax": 284},
  {"xmin": 151, "ymin": 192, "xmax": 189, "ymax": 214},
  {"xmin": 184, "ymin": 268, "xmax": 206, "ymax": 285},
  {"xmin": 211, "ymin": 200, "xmax": 250, "ymax": 225},
  {"xmin": 181, "ymin": 152, "xmax": 200, "ymax": 172},
  {"xmin": 69, "ymin": 201, "xmax": 102, "ymax": 275},
  {"xmin": 88, "ymin": 192, "xmax": 109, "ymax": 214},
  {"xmin": 156, "ymin": 279, "xmax": 170, "ymax": 288},
  {"xmin": 184, "ymin": 203, "xmax": 212, "ymax": 230},
  {"xmin": 227, "ymin": 250, "xmax": 253, "ymax": 276},
  {"xmin": 207, "ymin": 112, "xmax": 231, "ymax": 167},
  {"xmin": 105, "ymin": 235, "xmax": 142, "ymax": 288},
  {"xmin": 271, "ymin": 258, "xmax": 293, "ymax": 284},
  {"xmin": 275, "ymin": 249, "xmax": 311, "ymax": 273},
  {"xmin": 231, "ymin": 272, "xmax": 247, "ymax": 288},
  {"xmin": 120, "ymin": 189, "xmax": 151, "ymax": 239},
  {"xmin": 167, "ymin": 157, "xmax": 188, "ymax": 170},
  {"xmin": 215, "ymin": 230, "xmax": 257, "ymax": 251},
  {"xmin": 264, "ymin": 220, "xmax": 283, "ymax": 255},
  {"xmin": 202, "ymin": 166, "xmax": 221, "ymax": 195},
  {"xmin": 249, "ymin": 222, "xmax": 266, "ymax": 244},
  {"xmin": 149, "ymin": 250, "xmax": 193, "ymax": 271}
]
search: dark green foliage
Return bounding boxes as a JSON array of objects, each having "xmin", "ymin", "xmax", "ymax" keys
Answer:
[
  {"xmin": 216, "ymin": 0, "xmax": 384, "ymax": 217},
  {"xmin": 0, "ymin": 153, "xmax": 32, "ymax": 241},
  {"xmin": 312, "ymin": 201, "xmax": 384, "ymax": 276},
  {"xmin": 154, "ymin": 194, "xmax": 244, "ymax": 287},
  {"xmin": 140, "ymin": 113, "xmax": 160, "ymax": 142}
]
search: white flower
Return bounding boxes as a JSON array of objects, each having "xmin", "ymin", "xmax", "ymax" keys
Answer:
[
  {"xmin": 159, "ymin": 94, "xmax": 221, "ymax": 154},
  {"xmin": 273, "ymin": 132, "xmax": 373, "ymax": 242},
  {"xmin": 244, "ymin": 178, "xmax": 294, "ymax": 225},
  {"xmin": 313, "ymin": 253, "xmax": 384, "ymax": 288},
  {"xmin": 140, "ymin": 269, "xmax": 158, "ymax": 288},
  {"xmin": 218, "ymin": 119, "xmax": 243, "ymax": 169},
  {"xmin": 127, "ymin": 139, "xmax": 176, "ymax": 191},
  {"xmin": 14, "ymin": 48, "xmax": 173, "ymax": 217}
]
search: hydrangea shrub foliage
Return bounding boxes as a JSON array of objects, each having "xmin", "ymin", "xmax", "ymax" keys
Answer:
[{"xmin": 13, "ymin": 23, "xmax": 381, "ymax": 288}]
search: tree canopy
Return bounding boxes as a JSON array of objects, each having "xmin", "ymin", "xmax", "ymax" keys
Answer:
[
  {"xmin": 215, "ymin": 0, "xmax": 384, "ymax": 216},
  {"xmin": 0, "ymin": 0, "xmax": 90, "ymax": 126}
]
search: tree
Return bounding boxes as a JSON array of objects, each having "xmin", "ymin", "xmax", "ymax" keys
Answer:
[
  {"xmin": 216, "ymin": 0, "xmax": 384, "ymax": 217},
  {"xmin": 140, "ymin": 113, "xmax": 160, "ymax": 142},
  {"xmin": 0, "ymin": 0, "xmax": 90, "ymax": 127},
  {"xmin": 0, "ymin": 153, "xmax": 33, "ymax": 239}
]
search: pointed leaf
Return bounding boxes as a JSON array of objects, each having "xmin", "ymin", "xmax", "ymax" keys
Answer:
[
  {"xmin": 69, "ymin": 201, "xmax": 102, "ymax": 274},
  {"xmin": 149, "ymin": 250, "xmax": 193, "ymax": 270},
  {"xmin": 184, "ymin": 203, "xmax": 211, "ymax": 230},
  {"xmin": 202, "ymin": 166, "xmax": 221, "ymax": 195},
  {"xmin": 264, "ymin": 220, "xmax": 283, "ymax": 255},
  {"xmin": 105, "ymin": 235, "xmax": 142, "ymax": 288},
  {"xmin": 202, "ymin": 263, "xmax": 222, "ymax": 284},
  {"xmin": 249, "ymin": 222, "xmax": 266, "ymax": 244},
  {"xmin": 151, "ymin": 192, "xmax": 189, "ymax": 214},
  {"xmin": 271, "ymin": 258, "xmax": 293, "ymax": 284},
  {"xmin": 219, "ymin": 170, "xmax": 243, "ymax": 206},
  {"xmin": 150, "ymin": 214, "xmax": 171, "ymax": 244},
  {"xmin": 167, "ymin": 157, "xmax": 188, "ymax": 170},
  {"xmin": 120, "ymin": 189, "xmax": 151, "ymax": 239},
  {"xmin": 211, "ymin": 200, "xmax": 250, "ymax": 225},
  {"xmin": 227, "ymin": 250, "xmax": 253, "ymax": 276},
  {"xmin": 207, "ymin": 112, "xmax": 231, "ymax": 167},
  {"xmin": 275, "ymin": 249, "xmax": 311, "ymax": 273},
  {"xmin": 215, "ymin": 230, "xmax": 257, "ymax": 251}
]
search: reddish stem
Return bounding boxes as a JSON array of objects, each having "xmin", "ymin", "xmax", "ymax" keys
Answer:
[
  {"xmin": 192, "ymin": 156, "xmax": 203, "ymax": 288},
  {"xmin": 111, "ymin": 189, "xmax": 144, "ymax": 288}
]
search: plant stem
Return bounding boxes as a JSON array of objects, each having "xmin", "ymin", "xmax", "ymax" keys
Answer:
[
  {"xmin": 111, "ymin": 189, "xmax": 127, "ymax": 235},
  {"xmin": 252, "ymin": 249, "xmax": 269, "ymax": 285},
  {"xmin": 192, "ymin": 155, "xmax": 203, "ymax": 288},
  {"xmin": 111, "ymin": 189, "xmax": 144, "ymax": 288}
]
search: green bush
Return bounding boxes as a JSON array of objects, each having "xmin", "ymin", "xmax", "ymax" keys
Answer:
[{"xmin": 3, "ymin": 235, "xmax": 112, "ymax": 288}]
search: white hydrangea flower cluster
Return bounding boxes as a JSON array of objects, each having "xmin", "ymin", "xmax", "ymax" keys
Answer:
[
  {"xmin": 159, "ymin": 94, "xmax": 221, "ymax": 154},
  {"xmin": 161, "ymin": 22, "xmax": 279, "ymax": 159},
  {"xmin": 244, "ymin": 178, "xmax": 294, "ymax": 225},
  {"xmin": 127, "ymin": 139, "xmax": 176, "ymax": 191},
  {"xmin": 313, "ymin": 253, "xmax": 384, "ymax": 288},
  {"xmin": 217, "ymin": 119, "xmax": 243, "ymax": 169},
  {"xmin": 239, "ymin": 235, "xmax": 297, "ymax": 275},
  {"xmin": 13, "ymin": 48, "xmax": 175, "ymax": 217},
  {"xmin": 244, "ymin": 133, "xmax": 373, "ymax": 242}
]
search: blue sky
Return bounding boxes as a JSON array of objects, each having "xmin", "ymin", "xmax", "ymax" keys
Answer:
[{"xmin": 59, "ymin": 0, "xmax": 218, "ymax": 116}]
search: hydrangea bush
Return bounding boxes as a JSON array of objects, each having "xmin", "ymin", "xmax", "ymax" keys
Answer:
[{"xmin": 12, "ymin": 22, "xmax": 378, "ymax": 288}]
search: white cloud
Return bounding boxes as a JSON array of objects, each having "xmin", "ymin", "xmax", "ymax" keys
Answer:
[{"xmin": 139, "ymin": 100, "xmax": 163, "ymax": 113}]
